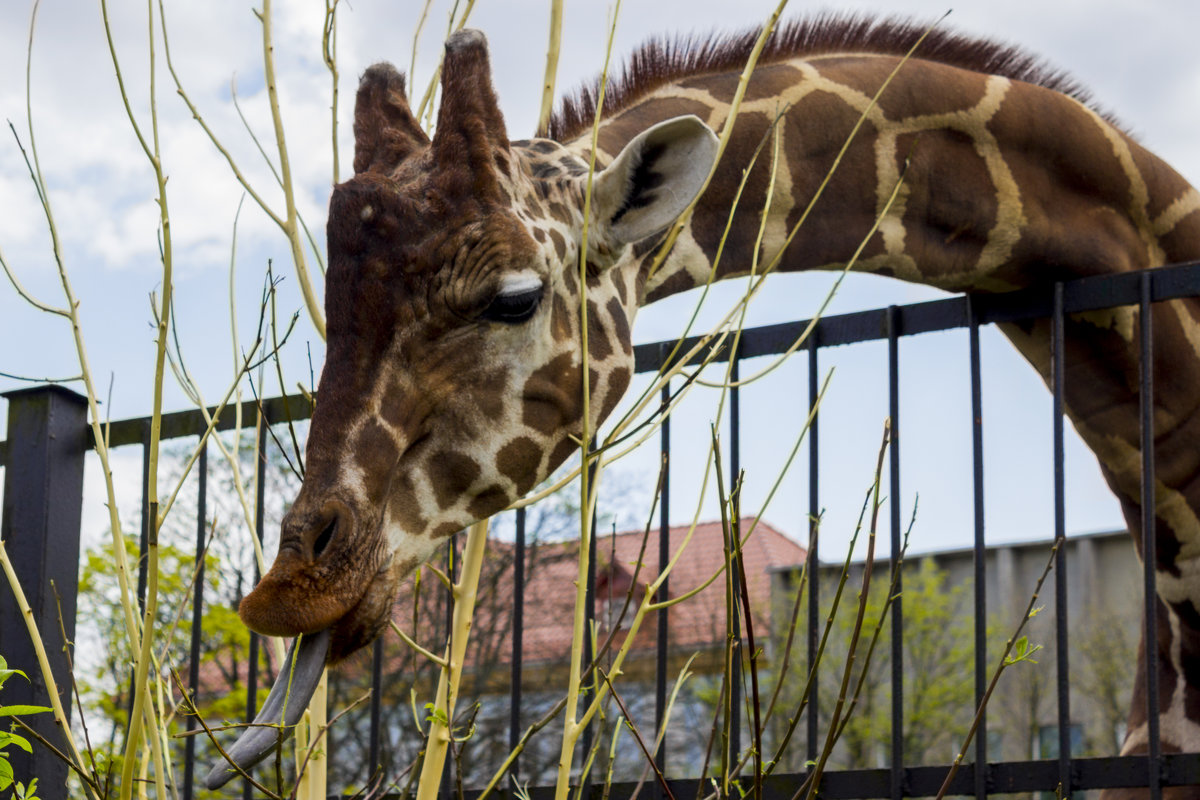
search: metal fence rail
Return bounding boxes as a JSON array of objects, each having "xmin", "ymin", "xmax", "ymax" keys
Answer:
[{"xmin": 4, "ymin": 261, "xmax": 1200, "ymax": 798}]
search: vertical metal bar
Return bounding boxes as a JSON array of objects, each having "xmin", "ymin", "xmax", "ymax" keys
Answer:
[
  {"xmin": 509, "ymin": 507, "xmax": 526, "ymax": 779},
  {"xmin": 655, "ymin": 382, "xmax": 671, "ymax": 785},
  {"xmin": 244, "ymin": 414, "xmax": 268, "ymax": 800},
  {"xmin": 138, "ymin": 419, "xmax": 151, "ymax": 614},
  {"xmin": 443, "ymin": 536, "xmax": 457, "ymax": 799},
  {"xmin": 368, "ymin": 638, "xmax": 384, "ymax": 785},
  {"xmin": 127, "ymin": 421, "xmax": 152, "ymax": 723},
  {"xmin": 806, "ymin": 334, "xmax": 820, "ymax": 765},
  {"xmin": 1139, "ymin": 272, "xmax": 1162, "ymax": 800},
  {"xmin": 729, "ymin": 354, "xmax": 742, "ymax": 761},
  {"xmin": 1052, "ymin": 282, "xmax": 1072, "ymax": 796},
  {"xmin": 183, "ymin": 441, "xmax": 208, "ymax": 800},
  {"xmin": 582, "ymin": 450, "xmax": 598, "ymax": 793},
  {"xmin": 887, "ymin": 305, "xmax": 903, "ymax": 800},
  {"xmin": 968, "ymin": 299, "xmax": 988, "ymax": 800},
  {"xmin": 0, "ymin": 386, "xmax": 88, "ymax": 799}
]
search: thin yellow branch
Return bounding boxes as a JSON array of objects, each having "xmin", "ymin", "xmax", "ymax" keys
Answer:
[
  {"xmin": 555, "ymin": 3, "xmax": 622, "ymax": 793},
  {"xmin": 257, "ymin": 0, "xmax": 325, "ymax": 338},
  {"xmin": 536, "ymin": 0, "xmax": 564, "ymax": 136},
  {"xmin": 120, "ymin": 0, "xmax": 173, "ymax": 793},
  {"xmin": 323, "ymin": 0, "xmax": 340, "ymax": 185},
  {"xmin": 414, "ymin": 519, "xmax": 490, "ymax": 800},
  {"xmin": 0, "ymin": 241, "xmax": 69, "ymax": 316},
  {"xmin": 643, "ymin": 0, "xmax": 789, "ymax": 286},
  {"xmin": 389, "ymin": 620, "xmax": 450, "ymax": 667},
  {"xmin": 409, "ymin": 0, "xmax": 434, "ymax": 94}
]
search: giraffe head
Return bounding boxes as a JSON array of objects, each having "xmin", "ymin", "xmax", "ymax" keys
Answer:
[{"xmin": 237, "ymin": 31, "xmax": 716, "ymax": 664}]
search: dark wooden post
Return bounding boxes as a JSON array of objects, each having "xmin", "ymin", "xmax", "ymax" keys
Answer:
[{"xmin": 0, "ymin": 385, "xmax": 88, "ymax": 798}]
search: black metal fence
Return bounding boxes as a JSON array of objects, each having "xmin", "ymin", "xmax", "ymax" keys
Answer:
[{"xmin": 3, "ymin": 262, "xmax": 1200, "ymax": 799}]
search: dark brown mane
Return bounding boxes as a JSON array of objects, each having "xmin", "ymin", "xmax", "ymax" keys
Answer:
[{"xmin": 548, "ymin": 13, "xmax": 1107, "ymax": 142}]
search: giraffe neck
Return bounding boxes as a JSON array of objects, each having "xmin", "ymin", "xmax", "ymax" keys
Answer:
[
  {"xmin": 570, "ymin": 51, "xmax": 1200, "ymax": 757},
  {"xmin": 567, "ymin": 54, "xmax": 1200, "ymax": 304}
]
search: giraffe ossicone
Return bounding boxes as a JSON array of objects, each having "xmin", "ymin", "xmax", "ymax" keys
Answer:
[{"xmin": 210, "ymin": 17, "xmax": 1200, "ymax": 795}]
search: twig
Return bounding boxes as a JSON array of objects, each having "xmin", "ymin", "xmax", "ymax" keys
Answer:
[
  {"xmin": 0, "ymin": 369, "xmax": 81, "ymax": 383},
  {"xmin": 167, "ymin": 669, "xmax": 284, "ymax": 800},
  {"xmin": 287, "ymin": 689, "xmax": 370, "ymax": 800},
  {"xmin": 414, "ymin": 519, "xmax": 490, "ymax": 800},
  {"xmin": 409, "ymin": 0, "xmax": 434, "ymax": 92},
  {"xmin": 322, "ymin": 0, "xmax": 341, "ymax": 185},
  {"xmin": 50, "ymin": 581, "xmax": 102, "ymax": 789},
  {"xmin": 803, "ymin": 420, "xmax": 891, "ymax": 799},
  {"xmin": 536, "ymin": 0, "xmax": 564, "ymax": 136},
  {"xmin": 932, "ymin": 538, "xmax": 1060, "ymax": 800},
  {"xmin": 597, "ymin": 669, "xmax": 676, "ymax": 800},
  {"xmin": 0, "ymin": 238, "xmax": 69, "ymax": 316},
  {"xmin": 8, "ymin": 717, "xmax": 101, "ymax": 795}
]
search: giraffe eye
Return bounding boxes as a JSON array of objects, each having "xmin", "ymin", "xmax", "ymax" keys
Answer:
[{"xmin": 481, "ymin": 286, "xmax": 543, "ymax": 324}]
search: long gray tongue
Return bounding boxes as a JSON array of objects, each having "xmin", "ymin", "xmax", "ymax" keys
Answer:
[{"xmin": 204, "ymin": 629, "xmax": 332, "ymax": 790}]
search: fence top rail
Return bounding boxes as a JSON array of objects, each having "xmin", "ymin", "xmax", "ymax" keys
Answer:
[
  {"xmin": 636, "ymin": 258, "xmax": 1200, "ymax": 370},
  {"xmin": 2, "ymin": 260, "xmax": 1198, "ymax": 464}
]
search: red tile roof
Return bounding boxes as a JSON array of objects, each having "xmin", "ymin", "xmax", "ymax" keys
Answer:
[{"xmin": 389, "ymin": 518, "xmax": 807, "ymax": 670}]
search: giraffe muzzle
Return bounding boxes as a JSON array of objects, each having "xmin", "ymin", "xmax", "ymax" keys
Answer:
[{"xmin": 238, "ymin": 500, "xmax": 385, "ymax": 638}]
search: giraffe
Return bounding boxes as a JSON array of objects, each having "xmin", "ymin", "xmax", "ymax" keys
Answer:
[{"xmin": 208, "ymin": 15, "xmax": 1200, "ymax": 794}]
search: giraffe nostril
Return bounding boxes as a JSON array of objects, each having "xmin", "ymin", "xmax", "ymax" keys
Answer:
[{"xmin": 313, "ymin": 518, "xmax": 337, "ymax": 558}]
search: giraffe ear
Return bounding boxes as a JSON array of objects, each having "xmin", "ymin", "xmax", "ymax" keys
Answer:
[{"xmin": 591, "ymin": 115, "xmax": 718, "ymax": 245}]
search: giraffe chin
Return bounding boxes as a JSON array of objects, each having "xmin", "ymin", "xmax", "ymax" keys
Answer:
[{"xmin": 325, "ymin": 554, "xmax": 409, "ymax": 663}]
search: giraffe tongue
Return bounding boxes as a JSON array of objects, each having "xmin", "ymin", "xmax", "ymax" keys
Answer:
[{"xmin": 204, "ymin": 628, "xmax": 332, "ymax": 790}]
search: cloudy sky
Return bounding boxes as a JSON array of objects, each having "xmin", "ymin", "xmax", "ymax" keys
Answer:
[{"xmin": 2, "ymin": 0, "xmax": 1199, "ymax": 558}]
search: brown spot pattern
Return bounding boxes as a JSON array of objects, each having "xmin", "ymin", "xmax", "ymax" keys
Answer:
[
  {"xmin": 551, "ymin": 293, "xmax": 573, "ymax": 343},
  {"xmin": 388, "ymin": 472, "xmax": 427, "ymax": 536},
  {"xmin": 431, "ymin": 522, "xmax": 461, "ymax": 539},
  {"xmin": 467, "ymin": 484, "xmax": 509, "ymax": 519},
  {"xmin": 895, "ymin": 129, "xmax": 994, "ymax": 277},
  {"xmin": 497, "ymin": 436, "xmax": 544, "ymax": 494},
  {"xmin": 586, "ymin": 299, "xmax": 612, "ymax": 360},
  {"xmin": 427, "ymin": 450, "xmax": 482, "ymax": 510},
  {"xmin": 352, "ymin": 420, "xmax": 401, "ymax": 503},
  {"xmin": 607, "ymin": 296, "xmax": 633, "ymax": 354},
  {"xmin": 523, "ymin": 353, "xmax": 582, "ymax": 435},
  {"xmin": 549, "ymin": 229, "xmax": 567, "ymax": 260}
]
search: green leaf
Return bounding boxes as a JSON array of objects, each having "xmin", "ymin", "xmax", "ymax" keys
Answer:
[
  {"xmin": 0, "ymin": 731, "xmax": 33, "ymax": 754},
  {"xmin": 423, "ymin": 702, "xmax": 449, "ymax": 727},
  {"xmin": 1004, "ymin": 635, "xmax": 1043, "ymax": 666},
  {"xmin": 0, "ymin": 757, "xmax": 12, "ymax": 792},
  {"xmin": 0, "ymin": 706, "xmax": 51, "ymax": 719},
  {"xmin": 0, "ymin": 666, "xmax": 29, "ymax": 690}
]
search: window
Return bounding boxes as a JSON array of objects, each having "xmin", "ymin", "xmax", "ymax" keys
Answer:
[{"xmin": 1035, "ymin": 724, "xmax": 1083, "ymax": 800}]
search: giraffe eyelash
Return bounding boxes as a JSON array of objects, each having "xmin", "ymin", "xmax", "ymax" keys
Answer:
[{"xmin": 480, "ymin": 282, "xmax": 544, "ymax": 323}]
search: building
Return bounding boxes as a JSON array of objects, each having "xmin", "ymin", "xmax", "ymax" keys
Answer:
[{"xmin": 767, "ymin": 529, "xmax": 1142, "ymax": 772}]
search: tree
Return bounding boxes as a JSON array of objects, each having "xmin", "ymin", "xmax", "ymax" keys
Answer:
[
  {"xmin": 770, "ymin": 558, "xmax": 987, "ymax": 771},
  {"xmin": 72, "ymin": 431, "xmax": 301, "ymax": 797}
]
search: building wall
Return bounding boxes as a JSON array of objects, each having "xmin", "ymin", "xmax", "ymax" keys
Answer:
[{"xmin": 768, "ymin": 530, "xmax": 1144, "ymax": 768}]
